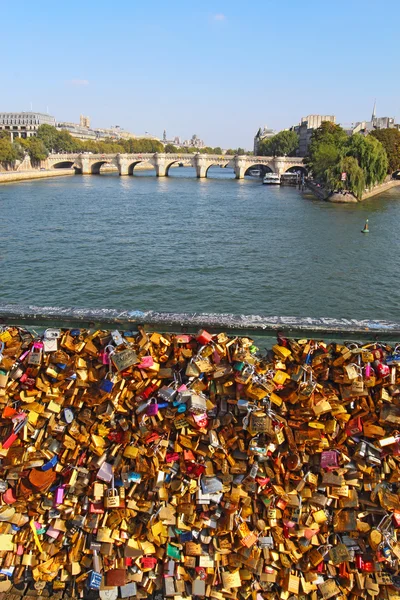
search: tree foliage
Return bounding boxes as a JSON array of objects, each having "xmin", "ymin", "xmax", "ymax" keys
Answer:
[
  {"xmin": 370, "ymin": 128, "xmax": 400, "ymax": 173},
  {"xmin": 0, "ymin": 138, "xmax": 19, "ymax": 163},
  {"xmin": 327, "ymin": 156, "xmax": 365, "ymax": 199},
  {"xmin": 306, "ymin": 122, "xmax": 389, "ymax": 197},
  {"xmin": 346, "ymin": 134, "xmax": 387, "ymax": 187},
  {"xmin": 164, "ymin": 144, "xmax": 178, "ymax": 153},
  {"xmin": 258, "ymin": 130, "xmax": 299, "ymax": 157}
]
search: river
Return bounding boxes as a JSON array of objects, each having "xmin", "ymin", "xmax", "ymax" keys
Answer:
[{"xmin": 1, "ymin": 166, "xmax": 399, "ymax": 321}]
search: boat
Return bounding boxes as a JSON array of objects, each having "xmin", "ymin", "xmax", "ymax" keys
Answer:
[
  {"xmin": 263, "ymin": 173, "xmax": 281, "ymax": 185},
  {"xmin": 249, "ymin": 168, "xmax": 261, "ymax": 177}
]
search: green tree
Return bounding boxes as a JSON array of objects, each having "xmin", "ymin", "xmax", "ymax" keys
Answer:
[
  {"xmin": 37, "ymin": 124, "xmax": 60, "ymax": 151},
  {"xmin": 164, "ymin": 144, "xmax": 178, "ymax": 153},
  {"xmin": 24, "ymin": 137, "xmax": 49, "ymax": 163},
  {"xmin": 346, "ymin": 134, "xmax": 388, "ymax": 187},
  {"xmin": 259, "ymin": 130, "xmax": 299, "ymax": 157},
  {"xmin": 0, "ymin": 138, "xmax": 19, "ymax": 163},
  {"xmin": 305, "ymin": 123, "xmax": 348, "ymax": 182},
  {"xmin": 213, "ymin": 147, "xmax": 223, "ymax": 155},
  {"xmin": 307, "ymin": 142, "xmax": 342, "ymax": 184},
  {"xmin": 327, "ymin": 156, "xmax": 365, "ymax": 199},
  {"xmin": 308, "ymin": 121, "xmax": 348, "ymax": 151},
  {"xmin": 370, "ymin": 128, "xmax": 400, "ymax": 173}
]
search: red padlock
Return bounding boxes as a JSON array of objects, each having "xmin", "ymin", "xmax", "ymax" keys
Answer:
[{"xmin": 196, "ymin": 329, "xmax": 213, "ymax": 345}]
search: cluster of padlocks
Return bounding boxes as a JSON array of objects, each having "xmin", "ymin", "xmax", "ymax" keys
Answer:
[{"xmin": 1, "ymin": 325, "xmax": 400, "ymax": 599}]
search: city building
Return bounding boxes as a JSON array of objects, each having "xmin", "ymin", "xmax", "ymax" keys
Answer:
[
  {"xmin": 57, "ymin": 117, "xmax": 159, "ymax": 143},
  {"xmin": 253, "ymin": 126, "xmax": 276, "ymax": 154},
  {"xmin": 182, "ymin": 134, "xmax": 205, "ymax": 149},
  {"xmin": 352, "ymin": 103, "xmax": 397, "ymax": 134},
  {"xmin": 80, "ymin": 115, "xmax": 90, "ymax": 128},
  {"xmin": 162, "ymin": 131, "xmax": 205, "ymax": 149},
  {"xmin": 57, "ymin": 121, "xmax": 97, "ymax": 141},
  {"xmin": 0, "ymin": 111, "xmax": 56, "ymax": 140},
  {"xmin": 290, "ymin": 115, "xmax": 336, "ymax": 156}
]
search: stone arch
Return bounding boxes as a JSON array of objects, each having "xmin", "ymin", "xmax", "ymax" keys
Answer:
[
  {"xmin": 285, "ymin": 165, "xmax": 307, "ymax": 174},
  {"xmin": 127, "ymin": 160, "xmax": 156, "ymax": 176},
  {"xmin": 52, "ymin": 161, "xmax": 75, "ymax": 169},
  {"xmin": 165, "ymin": 159, "xmax": 193, "ymax": 175},
  {"xmin": 244, "ymin": 163, "xmax": 274, "ymax": 176},
  {"xmin": 90, "ymin": 160, "xmax": 115, "ymax": 175},
  {"xmin": 51, "ymin": 161, "xmax": 81, "ymax": 173},
  {"xmin": 206, "ymin": 160, "xmax": 227, "ymax": 177},
  {"xmin": 392, "ymin": 170, "xmax": 400, "ymax": 180}
]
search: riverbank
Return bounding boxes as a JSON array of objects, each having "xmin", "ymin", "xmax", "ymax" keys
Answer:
[
  {"xmin": 0, "ymin": 169, "xmax": 75, "ymax": 184},
  {"xmin": 0, "ymin": 162, "xmax": 159, "ymax": 184},
  {"xmin": 305, "ymin": 178, "xmax": 400, "ymax": 202}
]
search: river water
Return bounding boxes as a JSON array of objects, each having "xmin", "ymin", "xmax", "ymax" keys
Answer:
[{"xmin": 1, "ymin": 167, "xmax": 399, "ymax": 321}]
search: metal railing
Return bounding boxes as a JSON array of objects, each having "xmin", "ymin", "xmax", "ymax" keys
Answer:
[{"xmin": 1, "ymin": 304, "xmax": 400, "ymax": 341}]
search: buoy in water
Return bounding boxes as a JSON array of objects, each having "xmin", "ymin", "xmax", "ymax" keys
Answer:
[{"xmin": 361, "ymin": 219, "xmax": 369, "ymax": 234}]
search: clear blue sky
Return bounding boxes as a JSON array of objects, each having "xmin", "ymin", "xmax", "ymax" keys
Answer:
[{"xmin": 2, "ymin": 0, "xmax": 399, "ymax": 149}]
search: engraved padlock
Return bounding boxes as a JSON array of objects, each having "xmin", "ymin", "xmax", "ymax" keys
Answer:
[{"xmin": 104, "ymin": 478, "xmax": 120, "ymax": 509}]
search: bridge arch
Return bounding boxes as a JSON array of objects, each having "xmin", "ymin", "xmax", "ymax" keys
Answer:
[
  {"xmin": 51, "ymin": 161, "xmax": 81, "ymax": 173},
  {"xmin": 393, "ymin": 170, "xmax": 400, "ymax": 179},
  {"xmin": 244, "ymin": 162, "xmax": 275, "ymax": 176},
  {"xmin": 165, "ymin": 159, "xmax": 193, "ymax": 176},
  {"xmin": 127, "ymin": 160, "xmax": 156, "ymax": 176},
  {"xmin": 91, "ymin": 160, "xmax": 117, "ymax": 175},
  {"xmin": 205, "ymin": 163, "xmax": 235, "ymax": 177},
  {"xmin": 285, "ymin": 165, "xmax": 307, "ymax": 175},
  {"xmin": 244, "ymin": 163, "xmax": 273, "ymax": 177}
]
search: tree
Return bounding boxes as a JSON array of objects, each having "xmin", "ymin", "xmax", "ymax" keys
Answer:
[
  {"xmin": 305, "ymin": 123, "xmax": 348, "ymax": 183},
  {"xmin": 346, "ymin": 134, "xmax": 388, "ymax": 187},
  {"xmin": 306, "ymin": 142, "xmax": 342, "ymax": 184},
  {"xmin": 370, "ymin": 128, "xmax": 400, "ymax": 173},
  {"xmin": 0, "ymin": 138, "xmax": 19, "ymax": 163},
  {"xmin": 259, "ymin": 130, "xmax": 299, "ymax": 157},
  {"xmin": 37, "ymin": 124, "xmax": 60, "ymax": 151},
  {"xmin": 213, "ymin": 147, "xmax": 223, "ymax": 155},
  {"xmin": 327, "ymin": 156, "xmax": 365, "ymax": 199},
  {"xmin": 164, "ymin": 144, "xmax": 178, "ymax": 153},
  {"xmin": 24, "ymin": 137, "xmax": 49, "ymax": 163},
  {"xmin": 308, "ymin": 121, "xmax": 348, "ymax": 150}
]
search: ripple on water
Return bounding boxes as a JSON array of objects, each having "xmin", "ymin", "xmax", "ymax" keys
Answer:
[{"xmin": 1, "ymin": 172, "xmax": 400, "ymax": 319}]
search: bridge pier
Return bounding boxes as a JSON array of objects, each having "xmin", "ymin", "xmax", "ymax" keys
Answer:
[
  {"xmin": 234, "ymin": 156, "xmax": 247, "ymax": 179},
  {"xmin": 153, "ymin": 154, "xmax": 166, "ymax": 177},
  {"xmin": 117, "ymin": 154, "xmax": 129, "ymax": 176},
  {"xmin": 80, "ymin": 157, "xmax": 91, "ymax": 175},
  {"xmin": 194, "ymin": 155, "xmax": 207, "ymax": 178}
]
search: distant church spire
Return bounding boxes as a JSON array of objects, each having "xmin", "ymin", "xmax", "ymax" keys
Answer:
[
  {"xmin": 371, "ymin": 99, "xmax": 376, "ymax": 122},
  {"xmin": 163, "ymin": 130, "xmax": 167, "ymax": 142}
]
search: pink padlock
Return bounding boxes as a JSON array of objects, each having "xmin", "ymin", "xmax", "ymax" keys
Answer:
[
  {"xmin": 320, "ymin": 450, "xmax": 338, "ymax": 469},
  {"xmin": 46, "ymin": 525, "xmax": 61, "ymax": 539},
  {"xmin": 54, "ymin": 486, "xmax": 65, "ymax": 506},
  {"xmin": 138, "ymin": 356, "xmax": 155, "ymax": 369},
  {"xmin": 146, "ymin": 403, "xmax": 159, "ymax": 416}
]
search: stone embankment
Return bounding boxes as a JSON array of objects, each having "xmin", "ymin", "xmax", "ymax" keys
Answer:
[
  {"xmin": 305, "ymin": 178, "xmax": 400, "ymax": 203},
  {"xmin": 0, "ymin": 169, "xmax": 75, "ymax": 184}
]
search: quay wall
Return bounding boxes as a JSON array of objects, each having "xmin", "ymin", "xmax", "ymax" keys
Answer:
[
  {"xmin": 305, "ymin": 178, "xmax": 400, "ymax": 203},
  {"xmin": 0, "ymin": 169, "xmax": 75, "ymax": 184}
]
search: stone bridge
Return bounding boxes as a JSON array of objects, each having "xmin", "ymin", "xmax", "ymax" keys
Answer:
[{"xmin": 44, "ymin": 153, "xmax": 306, "ymax": 179}]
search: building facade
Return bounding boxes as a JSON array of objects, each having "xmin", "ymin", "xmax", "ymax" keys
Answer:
[
  {"xmin": 253, "ymin": 126, "xmax": 276, "ymax": 154},
  {"xmin": 0, "ymin": 112, "xmax": 56, "ymax": 140},
  {"xmin": 291, "ymin": 115, "xmax": 336, "ymax": 156}
]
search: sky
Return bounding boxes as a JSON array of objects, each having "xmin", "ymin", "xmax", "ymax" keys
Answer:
[{"xmin": 2, "ymin": 0, "xmax": 399, "ymax": 149}]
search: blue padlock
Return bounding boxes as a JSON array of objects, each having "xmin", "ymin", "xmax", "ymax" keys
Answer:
[
  {"xmin": 100, "ymin": 378, "xmax": 114, "ymax": 393},
  {"xmin": 42, "ymin": 455, "xmax": 58, "ymax": 471}
]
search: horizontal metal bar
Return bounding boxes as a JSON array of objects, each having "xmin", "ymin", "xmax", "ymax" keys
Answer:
[{"xmin": 0, "ymin": 304, "xmax": 400, "ymax": 341}]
